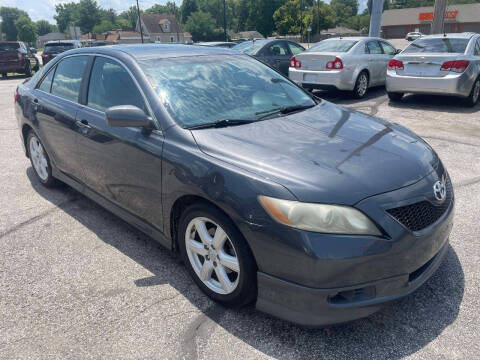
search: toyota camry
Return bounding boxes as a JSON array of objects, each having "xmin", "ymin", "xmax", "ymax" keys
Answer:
[{"xmin": 15, "ymin": 44, "xmax": 454, "ymax": 326}]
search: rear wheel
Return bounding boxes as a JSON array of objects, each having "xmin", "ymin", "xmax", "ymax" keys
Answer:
[
  {"xmin": 465, "ymin": 77, "xmax": 480, "ymax": 107},
  {"xmin": 27, "ymin": 131, "xmax": 58, "ymax": 187},
  {"xmin": 353, "ymin": 71, "xmax": 369, "ymax": 98},
  {"xmin": 178, "ymin": 202, "xmax": 257, "ymax": 307},
  {"xmin": 387, "ymin": 92, "xmax": 404, "ymax": 102}
]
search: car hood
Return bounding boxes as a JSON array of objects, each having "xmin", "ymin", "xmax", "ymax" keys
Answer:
[{"xmin": 191, "ymin": 101, "xmax": 438, "ymax": 205}]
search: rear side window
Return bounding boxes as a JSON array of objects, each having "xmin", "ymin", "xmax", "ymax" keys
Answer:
[
  {"xmin": 366, "ymin": 41, "xmax": 382, "ymax": 54},
  {"xmin": 403, "ymin": 38, "xmax": 469, "ymax": 54},
  {"xmin": 0, "ymin": 42, "xmax": 20, "ymax": 51},
  {"xmin": 267, "ymin": 42, "xmax": 289, "ymax": 56},
  {"xmin": 38, "ymin": 68, "xmax": 55, "ymax": 93},
  {"xmin": 44, "ymin": 43, "xmax": 75, "ymax": 53},
  {"xmin": 288, "ymin": 42, "xmax": 305, "ymax": 55},
  {"xmin": 87, "ymin": 57, "xmax": 146, "ymax": 112},
  {"xmin": 308, "ymin": 40, "xmax": 357, "ymax": 53},
  {"xmin": 51, "ymin": 56, "xmax": 88, "ymax": 102},
  {"xmin": 475, "ymin": 39, "xmax": 480, "ymax": 56},
  {"xmin": 380, "ymin": 42, "xmax": 396, "ymax": 55}
]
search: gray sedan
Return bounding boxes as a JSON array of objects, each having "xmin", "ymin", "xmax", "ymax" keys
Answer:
[
  {"xmin": 386, "ymin": 32, "xmax": 480, "ymax": 107},
  {"xmin": 288, "ymin": 37, "xmax": 399, "ymax": 98}
]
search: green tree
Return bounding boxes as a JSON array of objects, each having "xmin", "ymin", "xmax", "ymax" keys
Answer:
[
  {"xmin": 119, "ymin": 6, "xmax": 139, "ymax": 29},
  {"xmin": 36, "ymin": 20, "xmax": 54, "ymax": 36},
  {"xmin": 184, "ymin": 10, "xmax": 216, "ymax": 41},
  {"xmin": 92, "ymin": 19, "xmax": 115, "ymax": 34},
  {"xmin": 180, "ymin": 0, "xmax": 198, "ymax": 24},
  {"xmin": 54, "ymin": 2, "xmax": 78, "ymax": 33},
  {"xmin": 146, "ymin": 1, "xmax": 179, "ymax": 16},
  {"xmin": 15, "ymin": 15, "xmax": 37, "ymax": 43},
  {"xmin": 75, "ymin": 0, "xmax": 101, "ymax": 33},
  {"xmin": 246, "ymin": 0, "xmax": 287, "ymax": 37},
  {"xmin": 116, "ymin": 18, "xmax": 130, "ymax": 29},
  {"xmin": 0, "ymin": 7, "xmax": 28, "ymax": 40}
]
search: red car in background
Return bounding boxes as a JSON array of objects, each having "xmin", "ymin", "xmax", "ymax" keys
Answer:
[{"xmin": 0, "ymin": 41, "xmax": 39, "ymax": 78}]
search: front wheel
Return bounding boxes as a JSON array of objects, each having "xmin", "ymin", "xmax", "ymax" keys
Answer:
[
  {"xmin": 27, "ymin": 131, "xmax": 58, "ymax": 187},
  {"xmin": 387, "ymin": 92, "xmax": 404, "ymax": 102},
  {"xmin": 352, "ymin": 72, "xmax": 369, "ymax": 98},
  {"xmin": 178, "ymin": 203, "xmax": 257, "ymax": 307},
  {"xmin": 465, "ymin": 77, "xmax": 480, "ymax": 107}
]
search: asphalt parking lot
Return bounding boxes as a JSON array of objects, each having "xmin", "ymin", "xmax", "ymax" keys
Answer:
[{"xmin": 1, "ymin": 76, "xmax": 479, "ymax": 360}]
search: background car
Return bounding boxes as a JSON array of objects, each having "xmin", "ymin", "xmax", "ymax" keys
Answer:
[
  {"xmin": 0, "ymin": 41, "xmax": 39, "ymax": 78},
  {"xmin": 196, "ymin": 41, "xmax": 238, "ymax": 48},
  {"xmin": 232, "ymin": 39, "xmax": 305, "ymax": 76},
  {"xmin": 41, "ymin": 40, "xmax": 82, "ymax": 65},
  {"xmin": 406, "ymin": 32, "xmax": 423, "ymax": 41},
  {"xmin": 289, "ymin": 37, "xmax": 399, "ymax": 98},
  {"xmin": 386, "ymin": 32, "xmax": 480, "ymax": 107}
]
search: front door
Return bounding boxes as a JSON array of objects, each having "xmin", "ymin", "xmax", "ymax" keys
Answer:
[
  {"xmin": 263, "ymin": 41, "xmax": 292, "ymax": 76},
  {"xmin": 365, "ymin": 41, "xmax": 384, "ymax": 85},
  {"xmin": 32, "ymin": 55, "xmax": 89, "ymax": 180},
  {"xmin": 75, "ymin": 56, "xmax": 165, "ymax": 229}
]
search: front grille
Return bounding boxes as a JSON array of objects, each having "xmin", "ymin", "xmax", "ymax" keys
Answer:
[{"xmin": 387, "ymin": 176, "xmax": 452, "ymax": 232}]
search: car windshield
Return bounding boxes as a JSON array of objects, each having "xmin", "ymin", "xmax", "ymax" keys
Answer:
[
  {"xmin": 0, "ymin": 42, "xmax": 20, "ymax": 51},
  {"xmin": 403, "ymin": 38, "xmax": 469, "ymax": 54},
  {"xmin": 44, "ymin": 43, "xmax": 74, "ymax": 53},
  {"xmin": 139, "ymin": 54, "xmax": 315, "ymax": 128},
  {"xmin": 232, "ymin": 40, "xmax": 268, "ymax": 55},
  {"xmin": 308, "ymin": 40, "xmax": 357, "ymax": 53}
]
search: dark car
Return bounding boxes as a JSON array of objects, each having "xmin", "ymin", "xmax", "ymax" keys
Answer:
[
  {"xmin": 232, "ymin": 39, "xmax": 305, "ymax": 76},
  {"xmin": 0, "ymin": 41, "xmax": 39, "ymax": 78},
  {"xmin": 15, "ymin": 45, "xmax": 454, "ymax": 326},
  {"xmin": 41, "ymin": 40, "xmax": 82, "ymax": 65}
]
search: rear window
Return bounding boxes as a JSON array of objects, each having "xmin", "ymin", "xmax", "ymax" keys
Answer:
[
  {"xmin": 403, "ymin": 38, "xmax": 469, "ymax": 54},
  {"xmin": 308, "ymin": 40, "xmax": 357, "ymax": 53},
  {"xmin": 0, "ymin": 43, "xmax": 20, "ymax": 51},
  {"xmin": 233, "ymin": 40, "xmax": 268, "ymax": 55},
  {"xmin": 44, "ymin": 43, "xmax": 75, "ymax": 53}
]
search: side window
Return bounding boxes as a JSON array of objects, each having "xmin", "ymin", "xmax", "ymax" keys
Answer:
[
  {"xmin": 366, "ymin": 41, "xmax": 383, "ymax": 55},
  {"xmin": 87, "ymin": 57, "xmax": 146, "ymax": 113},
  {"xmin": 267, "ymin": 42, "xmax": 289, "ymax": 56},
  {"xmin": 380, "ymin": 41, "xmax": 396, "ymax": 55},
  {"xmin": 38, "ymin": 67, "xmax": 55, "ymax": 93},
  {"xmin": 288, "ymin": 42, "xmax": 305, "ymax": 55},
  {"xmin": 475, "ymin": 39, "xmax": 480, "ymax": 56},
  {"xmin": 51, "ymin": 56, "xmax": 88, "ymax": 102}
]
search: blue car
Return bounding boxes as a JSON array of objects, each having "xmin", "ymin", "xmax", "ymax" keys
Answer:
[{"xmin": 14, "ymin": 44, "xmax": 454, "ymax": 326}]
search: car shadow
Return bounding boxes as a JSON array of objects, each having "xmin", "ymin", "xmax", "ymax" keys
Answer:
[
  {"xmin": 314, "ymin": 86, "xmax": 387, "ymax": 105},
  {"xmin": 388, "ymin": 93, "xmax": 480, "ymax": 114},
  {"xmin": 26, "ymin": 167, "xmax": 465, "ymax": 359}
]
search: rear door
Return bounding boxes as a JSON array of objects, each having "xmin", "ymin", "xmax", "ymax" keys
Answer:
[
  {"xmin": 379, "ymin": 41, "xmax": 396, "ymax": 83},
  {"xmin": 32, "ymin": 55, "xmax": 89, "ymax": 180},
  {"xmin": 365, "ymin": 41, "xmax": 384, "ymax": 85},
  {"xmin": 75, "ymin": 55, "xmax": 164, "ymax": 228},
  {"xmin": 262, "ymin": 41, "xmax": 292, "ymax": 76}
]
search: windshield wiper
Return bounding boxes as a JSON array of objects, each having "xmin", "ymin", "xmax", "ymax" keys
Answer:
[
  {"xmin": 187, "ymin": 118, "xmax": 255, "ymax": 130},
  {"xmin": 256, "ymin": 104, "xmax": 316, "ymax": 120}
]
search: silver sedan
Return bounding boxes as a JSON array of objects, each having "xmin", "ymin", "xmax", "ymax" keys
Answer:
[
  {"xmin": 386, "ymin": 33, "xmax": 480, "ymax": 107},
  {"xmin": 288, "ymin": 37, "xmax": 399, "ymax": 98}
]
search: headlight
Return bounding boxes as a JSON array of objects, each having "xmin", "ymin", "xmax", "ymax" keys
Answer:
[{"xmin": 258, "ymin": 196, "xmax": 381, "ymax": 235}]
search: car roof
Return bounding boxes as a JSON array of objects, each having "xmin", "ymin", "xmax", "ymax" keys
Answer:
[
  {"xmin": 420, "ymin": 32, "xmax": 476, "ymax": 39},
  {"xmin": 69, "ymin": 44, "xmax": 236, "ymax": 59},
  {"xmin": 45, "ymin": 40, "xmax": 80, "ymax": 44},
  {"xmin": 322, "ymin": 36, "xmax": 387, "ymax": 42}
]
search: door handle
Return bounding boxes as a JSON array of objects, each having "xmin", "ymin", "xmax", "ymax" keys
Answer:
[
  {"xmin": 76, "ymin": 119, "xmax": 92, "ymax": 135},
  {"xmin": 33, "ymin": 98, "xmax": 39, "ymax": 111}
]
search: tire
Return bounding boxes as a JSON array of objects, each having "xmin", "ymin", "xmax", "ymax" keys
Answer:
[
  {"xmin": 387, "ymin": 92, "xmax": 404, "ymax": 102},
  {"xmin": 1, "ymin": 72, "xmax": 7, "ymax": 78},
  {"xmin": 24, "ymin": 62, "xmax": 32, "ymax": 77},
  {"xmin": 352, "ymin": 71, "xmax": 369, "ymax": 98},
  {"xmin": 33, "ymin": 58, "xmax": 40, "ymax": 72},
  {"xmin": 464, "ymin": 77, "xmax": 480, "ymax": 107},
  {"xmin": 178, "ymin": 202, "xmax": 257, "ymax": 307},
  {"xmin": 26, "ymin": 131, "xmax": 58, "ymax": 187}
]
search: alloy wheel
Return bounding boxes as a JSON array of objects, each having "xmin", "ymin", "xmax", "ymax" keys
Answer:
[
  {"xmin": 185, "ymin": 217, "xmax": 240, "ymax": 295},
  {"xmin": 29, "ymin": 136, "xmax": 49, "ymax": 181},
  {"xmin": 357, "ymin": 74, "xmax": 368, "ymax": 97},
  {"xmin": 473, "ymin": 80, "xmax": 480, "ymax": 104}
]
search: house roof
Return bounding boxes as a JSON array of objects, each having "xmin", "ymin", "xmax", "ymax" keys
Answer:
[
  {"xmin": 38, "ymin": 32, "xmax": 66, "ymax": 41},
  {"xmin": 140, "ymin": 14, "xmax": 183, "ymax": 34},
  {"xmin": 381, "ymin": 3, "xmax": 480, "ymax": 26}
]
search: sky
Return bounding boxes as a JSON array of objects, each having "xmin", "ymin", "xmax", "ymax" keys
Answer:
[{"xmin": 2, "ymin": 0, "xmax": 368, "ymax": 24}]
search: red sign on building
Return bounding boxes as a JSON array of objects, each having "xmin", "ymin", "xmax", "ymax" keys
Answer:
[{"xmin": 419, "ymin": 10, "xmax": 458, "ymax": 21}]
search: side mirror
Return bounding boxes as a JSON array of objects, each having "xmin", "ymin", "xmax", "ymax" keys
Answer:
[
  {"xmin": 105, "ymin": 105, "xmax": 151, "ymax": 128},
  {"xmin": 395, "ymin": 49, "xmax": 402, "ymax": 55}
]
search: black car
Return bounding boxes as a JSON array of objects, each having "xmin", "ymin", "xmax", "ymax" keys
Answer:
[
  {"xmin": 0, "ymin": 41, "xmax": 39, "ymax": 78},
  {"xmin": 232, "ymin": 39, "xmax": 305, "ymax": 76},
  {"xmin": 41, "ymin": 40, "xmax": 82, "ymax": 65},
  {"xmin": 15, "ymin": 45, "xmax": 454, "ymax": 326}
]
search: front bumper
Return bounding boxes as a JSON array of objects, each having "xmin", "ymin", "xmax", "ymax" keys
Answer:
[
  {"xmin": 289, "ymin": 68, "xmax": 355, "ymax": 91},
  {"xmin": 256, "ymin": 240, "xmax": 449, "ymax": 326},
  {"xmin": 386, "ymin": 69, "xmax": 473, "ymax": 97}
]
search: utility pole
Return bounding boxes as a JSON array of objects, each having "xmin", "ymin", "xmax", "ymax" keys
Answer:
[
  {"xmin": 317, "ymin": 0, "xmax": 320, "ymax": 38},
  {"xmin": 300, "ymin": 0, "xmax": 303, "ymax": 42},
  {"xmin": 136, "ymin": 0, "xmax": 144, "ymax": 44},
  {"xmin": 369, "ymin": 0, "xmax": 384, "ymax": 37},
  {"xmin": 431, "ymin": 0, "xmax": 447, "ymax": 34},
  {"xmin": 223, "ymin": 0, "xmax": 227, "ymax": 41}
]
